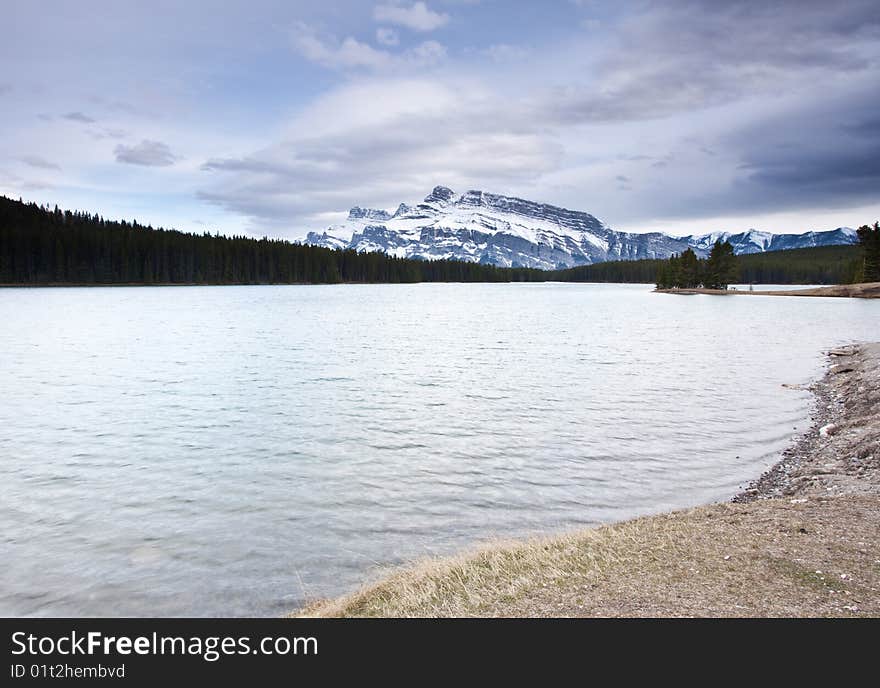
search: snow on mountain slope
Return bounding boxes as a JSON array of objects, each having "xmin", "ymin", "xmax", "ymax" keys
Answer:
[
  {"xmin": 304, "ymin": 186, "xmax": 859, "ymax": 269},
  {"xmin": 682, "ymin": 227, "xmax": 857, "ymax": 255}
]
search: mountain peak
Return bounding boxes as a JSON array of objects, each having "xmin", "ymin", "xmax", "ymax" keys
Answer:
[
  {"xmin": 458, "ymin": 189, "xmax": 486, "ymax": 205},
  {"xmin": 347, "ymin": 206, "xmax": 391, "ymax": 222},
  {"xmin": 424, "ymin": 186, "xmax": 455, "ymax": 204}
]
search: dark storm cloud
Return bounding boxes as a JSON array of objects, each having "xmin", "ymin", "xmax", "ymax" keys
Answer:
[
  {"xmin": 114, "ymin": 140, "xmax": 178, "ymax": 167},
  {"xmin": 844, "ymin": 116, "xmax": 880, "ymax": 139},
  {"xmin": 742, "ymin": 147, "xmax": 880, "ymax": 192},
  {"xmin": 546, "ymin": 0, "xmax": 880, "ymax": 125},
  {"xmin": 626, "ymin": 88, "xmax": 880, "ymax": 223},
  {"xmin": 732, "ymin": 98, "xmax": 880, "ymax": 208}
]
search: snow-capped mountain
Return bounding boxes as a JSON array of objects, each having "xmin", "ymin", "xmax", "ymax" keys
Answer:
[
  {"xmin": 305, "ymin": 186, "xmax": 859, "ymax": 270},
  {"xmin": 681, "ymin": 227, "xmax": 858, "ymax": 255}
]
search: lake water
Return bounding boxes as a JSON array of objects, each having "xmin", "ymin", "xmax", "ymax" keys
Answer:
[{"xmin": 1, "ymin": 283, "xmax": 878, "ymax": 616}]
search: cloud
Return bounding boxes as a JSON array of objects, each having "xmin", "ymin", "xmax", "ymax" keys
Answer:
[
  {"xmin": 293, "ymin": 23, "xmax": 392, "ymax": 69},
  {"xmin": 88, "ymin": 96, "xmax": 153, "ymax": 117},
  {"xmin": 408, "ymin": 40, "xmax": 446, "ymax": 65},
  {"xmin": 19, "ymin": 155, "xmax": 61, "ymax": 171},
  {"xmin": 63, "ymin": 111, "xmax": 96, "ymax": 124},
  {"xmin": 727, "ymin": 92, "xmax": 880, "ymax": 211},
  {"xmin": 373, "ymin": 2, "xmax": 449, "ymax": 32},
  {"xmin": 21, "ymin": 180, "xmax": 56, "ymax": 191},
  {"xmin": 8, "ymin": 0, "xmax": 880, "ymax": 235},
  {"xmin": 198, "ymin": 78, "xmax": 562, "ymax": 231},
  {"xmin": 1, "ymin": 168, "xmax": 55, "ymax": 192},
  {"xmin": 199, "ymin": 0, "xmax": 880, "ymax": 234},
  {"xmin": 114, "ymin": 140, "xmax": 178, "ymax": 166},
  {"xmin": 592, "ymin": 85, "xmax": 880, "ymax": 225},
  {"xmin": 292, "ymin": 23, "xmax": 446, "ymax": 71},
  {"xmin": 542, "ymin": 0, "xmax": 880, "ymax": 125},
  {"xmin": 376, "ymin": 27, "xmax": 400, "ymax": 46},
  {"xmin": 88, "ymin": 127, "xmax": 130, "ymax": 141}
]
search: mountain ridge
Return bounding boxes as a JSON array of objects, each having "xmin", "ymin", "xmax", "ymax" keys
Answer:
[{"xmin": 305, "ymin": 186, "xmax": 858, "ymax": 270}]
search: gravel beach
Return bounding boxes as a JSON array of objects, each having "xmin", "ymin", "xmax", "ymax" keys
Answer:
[{"xmin": 736, "ymin": 342, "xmax": 880, "ymax": 502}]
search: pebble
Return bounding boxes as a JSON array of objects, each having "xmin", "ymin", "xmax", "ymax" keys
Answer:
[{"xmin": 819, "ymin": 423, "xmax": 837, "ymax": 437}]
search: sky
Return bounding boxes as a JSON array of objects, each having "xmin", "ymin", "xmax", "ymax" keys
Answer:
[{"xmin": 1, "ymin": 0, "xmax": 879, "ymax": 238}]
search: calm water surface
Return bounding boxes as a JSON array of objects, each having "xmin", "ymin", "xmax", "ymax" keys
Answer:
[{"xmin": 1, "ymin": 283, "xmax": 878, "ymax": 616}]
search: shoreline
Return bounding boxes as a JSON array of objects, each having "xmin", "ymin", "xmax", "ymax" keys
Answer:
[
  {"xmin": 734, "ymin": 343, "xmax": 879, "ymax": 502},
  {"xmin": 297, "ymin": 343, "xmax": 880, "ymax": 617},
  {"xmin": 3, "ymin": 282, "xmax": 878, "ymax": 296},
  {"xmin": 655, "ymin": 282, "xmax": 880, "ymax": 298}
]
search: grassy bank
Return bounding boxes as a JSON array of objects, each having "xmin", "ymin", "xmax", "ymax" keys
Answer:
[
  {"xmin": 298, "ymin": 344, "xmax": 880, "ymax": 618},
  {"xmin": 300, "ymin": 496, "xmax": 879, "ymax": 617}
]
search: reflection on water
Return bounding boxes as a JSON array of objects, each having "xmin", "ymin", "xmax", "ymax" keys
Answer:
[{"xmin": 0, "ymin": 283, "xmax": 877, "ymax": 616}]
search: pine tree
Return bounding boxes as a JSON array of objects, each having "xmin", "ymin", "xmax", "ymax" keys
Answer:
[
  {"xmin": 857, "ymin": 222, "xmax": 880, "ymax": 282},
  {"xmin": 704, "ymin": 240, "xmax": 737, "ymax": 289},
  {"xmin": 678, "ymin": 248, "xmax": 700, "ymax": 288},
  {"xmin": 655, "ymin": 263, "xmax": 671, "ymax": 289}
]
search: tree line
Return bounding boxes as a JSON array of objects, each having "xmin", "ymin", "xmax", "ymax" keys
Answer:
[
  {"xmin": 0, "ymin": 196, "xmax": 541, "ymax": 285},
  {"xmin": 0, "ymin": 195, "xmax": 874, "ymax": 286},
  {"xmin": 543, "ymin": 245, "xmax": 863, "ymax": 286},
  {"xmin": 731, "ymin": 244, "xmax": 863, "ymax": 285},
  {"xmin": 651, "ymin": 226, "xmax": 879, "ymax": 288},
  {"xmin": 654, "ymin": 240, "xmax": 738, "ymax": 289}
]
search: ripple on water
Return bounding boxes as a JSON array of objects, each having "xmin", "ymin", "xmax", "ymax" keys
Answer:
[{"xmin": 0, "ymin": 282, "xmax": 877, "ymax": 616}]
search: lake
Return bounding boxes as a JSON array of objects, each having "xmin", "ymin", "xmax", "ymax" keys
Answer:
[{"xmin": 1, "ymin": 283, "xmax": 878, "ymax": 616}]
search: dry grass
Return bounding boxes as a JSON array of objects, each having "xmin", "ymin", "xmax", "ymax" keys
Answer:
[{"xmin": 298, "ymin": 495, "xmax": 880, "ymax": 617}]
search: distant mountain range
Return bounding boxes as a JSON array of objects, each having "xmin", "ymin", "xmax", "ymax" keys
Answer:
[{"xmin": 304, "ymin": 186, "xmax": 858, "ymax": 270}]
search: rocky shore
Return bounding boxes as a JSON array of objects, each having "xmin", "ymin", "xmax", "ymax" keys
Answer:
[
  {"xmin": 735, "ymin": 343, "xmax": 880, "ymax": 501},
  {"xmin": 656, "ymin": 283, "xmax": 880, "ymax": 298},
  {"xmin": 299, "ymin": 344, "xmax": 880, "ymax": 618}
]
